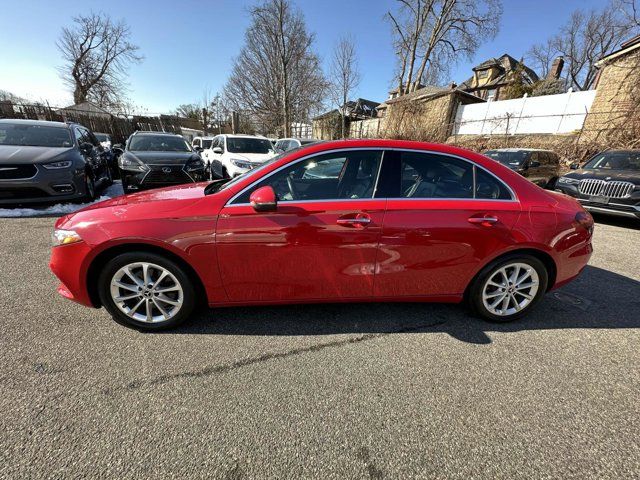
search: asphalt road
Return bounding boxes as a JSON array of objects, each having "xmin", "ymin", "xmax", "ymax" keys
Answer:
[{"xmin": 0, "ymin": 215, "xmax": 638, "ymax": 479}]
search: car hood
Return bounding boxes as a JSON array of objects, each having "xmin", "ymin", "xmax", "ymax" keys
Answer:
[
  {"xmin": 55, "ymin": 182, "xmax": 212, "ymax": 230},
  {"xmin": 228, "ymin": 152, "xmax": 274, "ymax": 163},
  {"xmin": 0, "ymin": 145, "xmax": 76, "ymax": 164},
  {"xmin": 564, "ymin": 169, "xmax": 640, "ymax": 184},
  {"xmin": 126, "ymin": 151, "xmax": 200, "ymax": 165}
]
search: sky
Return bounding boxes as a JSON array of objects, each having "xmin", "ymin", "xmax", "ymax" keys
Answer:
[{"xmin": 0, "ymin": 0, "xmax": 610, "ymax": 114}]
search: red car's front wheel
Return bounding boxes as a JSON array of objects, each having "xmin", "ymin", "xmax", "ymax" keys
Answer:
[{"xmin": 98, "ymin": 252, "xmax": 196, "ymax": 330}]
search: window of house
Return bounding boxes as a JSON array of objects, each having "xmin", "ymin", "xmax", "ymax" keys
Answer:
[{"xmin": 486, "ymin": 89, "xmax": 497, "ymax": 101}]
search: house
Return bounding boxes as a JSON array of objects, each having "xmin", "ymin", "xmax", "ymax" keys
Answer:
[
  {"xmin": 381, "ymin": 84, "xmax": 485, "ymax": 142},
  {"xmin": 312, "ymin": 98, "xmax": 381, "ymax": 140},
  {"xmin": 58, "ymin": 101, "xmax": 113, "ymax": 119},
  {"xmin": 459, "ymin": 54, "xmax": 539, "ymax": 101},
  {"xmin": 581, "ymin": 35, "xmax": 640, "ymax": 144}
]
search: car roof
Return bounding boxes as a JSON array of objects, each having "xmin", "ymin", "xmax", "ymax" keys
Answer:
[
  {"xmin": 132, "ymin": 131, "xmax": 182, "ymax": 136},
  {"xmin": 223, "ymin": 134, "xmax": 266, "ymax": 138},
  {"xmin": 0, "ymin": 118, "xmax": 71, "ymax": 128},
  {"xmin": 194, "ymin": 136, "xmax": 215, "ymax": 140}
]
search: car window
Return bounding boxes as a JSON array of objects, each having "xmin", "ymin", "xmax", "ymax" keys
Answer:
[
  {"xmin": 202, "ymin": 139, "xmax": 213, "ymax": 149},
  {"xmin": 401, "ymin": 152, "xmax": 474, "ymax": 199},
  {"xmin": 233, "ymin": 150, "xmax": 383, "ymax": 204},
  {"xmin": 0, "ymin": 123, "xmax": 73, "ymax": 148},
  {"xmin": 128, "ymin": 135, "xmax": 191, "ymax": 152},
  {"xmin": 74, "ymin": 127, "xmax": 92, "ymax": 146},
  {"xmin": 193, "ymin": 139, "xmax": 201, "ymax": 148},
  {"xmin": 227, "ymin": 137, "xmax": 272, "ymax": 154},
  {"xmin": 400, "ymin": 152, "xmax": 512, "ymax": 200}
]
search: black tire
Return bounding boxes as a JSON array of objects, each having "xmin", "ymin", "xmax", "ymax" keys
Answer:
[
  {"xmin": 222, "ymin": 166, "xmax": 230, "ymax": 179},
  {"xmin": 545, "ymin": 177, "xmax": 558, "ymax": 190},
  {"xmin": 83, "ymin": 172, "xmax": 96, "ymax": 202},
  {"xmin": 98, "ymin": 252, "xmax": 197, "ymax": 331},
  {"xmin": 466, "ymin": 253, "xmax": 548, "ymax": 323},
  {"xmin": 104, "ymin": 163, "xmax": 114, "ymax": 187}
]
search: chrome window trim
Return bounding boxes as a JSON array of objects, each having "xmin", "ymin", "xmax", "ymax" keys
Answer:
[{"xmin": 225, "ymin": 146, "xmax": 518, "ymax": 207}]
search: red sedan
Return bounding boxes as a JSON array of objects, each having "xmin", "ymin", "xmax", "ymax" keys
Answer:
[{"xmin": 50, "ymin": 140, "xmax": 594, "ymax": 330}]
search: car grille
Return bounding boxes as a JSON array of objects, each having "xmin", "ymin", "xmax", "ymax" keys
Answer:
[
  {"xmin": 0, "ymin": 164, "xmax": 38, "ymax": 180},
  {"xmin": 578, "ymin": 179, "xmax": 635, "ymax": 198},
  {"xmin": 143, "ymin": 166, "xmax": 193, "ymax": 185},
  {"xmin": 0, "ymin": 187, "xmax": 48, "ymax": 200}
]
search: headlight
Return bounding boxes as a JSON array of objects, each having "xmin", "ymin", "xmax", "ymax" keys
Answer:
[
  {"xmin": 558, "ymin": 177, "xmax": 580, "ymax": 185},
  {"xmin": 185, "ymin": 160, "xmax": 205, "ymax": 172},
  {"xmin": 52, "ymin": 229, "xmax": 82, "ymax": 246},
  {"xmin": 42, "ymin": 160, "xmax": 73, "ymax": 169},
  {"xmin": 230, "ymin": 159, "xmax": 252, "ymax": 169},
  {"xmin": 118, "ymin": 155, "xmax": 149, "ymax": 172}
]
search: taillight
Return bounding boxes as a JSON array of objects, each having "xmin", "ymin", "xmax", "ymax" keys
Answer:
[{"xmin": 575, "ymin": 211, "xmax": 594, "ymax": 234}]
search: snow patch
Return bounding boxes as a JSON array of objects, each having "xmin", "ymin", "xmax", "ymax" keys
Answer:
[{"xmin": 0, "ymin": 181, "xmax": 124, "ymax": 218}]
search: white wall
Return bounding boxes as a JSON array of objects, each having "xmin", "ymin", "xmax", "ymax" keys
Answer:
[{"xmin": 453, "ymin": 90, "xmax": 597, "ymax": 136}]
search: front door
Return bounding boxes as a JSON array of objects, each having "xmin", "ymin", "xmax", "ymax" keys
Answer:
[
  {"xmin": 373, "ymin": 150, "xmax": 522, "ymax": 298},
  {"xmin": 216, "ymin": 149, "xmax": 386, "ymax": 303}
]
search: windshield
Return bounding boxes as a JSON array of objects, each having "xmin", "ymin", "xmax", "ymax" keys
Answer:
[
  {"xmin": 202, "ymin": 139, "xmax": 213, "ymax": 149},
  {"xmin": 227, "ymin": 137, "xmax": 273, "ymax": 154},
  {"xmin": 0, "ymin": 123, "xmax": 73, "ymax": 148},
  {"xmin": 94, "ymin": 133, "xmax": 109, "ymax": 142},
  {"xmin": 484, "ymin": 150, "xmax": 530, "ymax": 167},
  {"xmin": 582, "ymin": 151, "xmax": 640, "ymax": 171},
  {"xmin": 128, "ymin": 135, "xmax": 192, "ymax": 152}
]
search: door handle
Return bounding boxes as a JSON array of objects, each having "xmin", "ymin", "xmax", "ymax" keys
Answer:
[
  {"xmin": 468, "ymin": 216, "xmax": 498, "ymax": 225},
  {"xmin": 337, "ymin": 214, "xmax": 371, "ymax": 228}
]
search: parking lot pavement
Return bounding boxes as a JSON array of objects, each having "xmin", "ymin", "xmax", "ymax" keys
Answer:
[{"xmin": 0, "ymin": 217, "xmax": 638, "ymax": 479}]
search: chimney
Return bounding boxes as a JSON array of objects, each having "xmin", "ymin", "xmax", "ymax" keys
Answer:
[
  {"xmin": 449, "ymin": 82, "xmax": 457, "ymax": 90},
  {"xmin": 547, "ymin": 57, "xmax": 564, "ymax": 80}
]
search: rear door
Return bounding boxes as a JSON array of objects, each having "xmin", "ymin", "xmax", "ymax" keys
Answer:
[
  {"xmin": 373, "ymin": 150, "xmax": 522, "ymax": 298},
  {"xmin": 216, "ymin": 149, "xmax": 386, "ymax": 302}
]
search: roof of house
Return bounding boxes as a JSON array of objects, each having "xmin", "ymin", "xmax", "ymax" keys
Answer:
[
  {"xmin": 313, "ymin": 98, "xmax": 381, "ymax": 120},
  {"xmin": 59, "ymin": 101, "xmax": 112, "ymax": 117},
  {"xmin": 459, "ymin": 54, "xmax": 539, "ymax": 90},
  {"xmin": 595, "ymin": 34, "xmax": 640, "ymax": 67},
  {"xmin": 383, "ymin": 85, "xmax": 483, "ymax": 106}
]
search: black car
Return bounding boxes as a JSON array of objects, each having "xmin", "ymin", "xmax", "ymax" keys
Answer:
[
  {"xmin": 0, "ymin": 119, "xmax": 112, "ymax": 205},
  {"xmin": 117, "ymin": 131, "xmax": 207, "ymax": 194},
  {"xmin": 555, "ymin": 150, "xmax": 640, "ymax": 219},
  {"xmin": 484, "ymin": 149, "xmax": 561, "ymax": 189}
]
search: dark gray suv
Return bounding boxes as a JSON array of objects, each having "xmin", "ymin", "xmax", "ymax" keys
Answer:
[{"xmin": 0, "ymin": 119, "xmax": 112, "ymax": 205}]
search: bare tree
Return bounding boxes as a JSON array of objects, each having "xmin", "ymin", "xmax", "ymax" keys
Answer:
[
  {"xmin": 526, "ymin": 39, "xmax": 558, "ymax": 78},
  {"xmin": 386, "ymin": 0, "xmax": 502, "ymax": 96},
  {"xmin": 528, "ymin": 2, "xmax": 639, "ymax": 91},
  {"xmin": 57, "ymin": 12, "xmax": 142, "ymax": 109},
  {"xmin": 225, "ymin": 0, "xmax": 327, "ymax": 136},
  {"xmin": 175, "ymin": 104, "xmax": 202, "ymax": 120},
  {"xmin": 329, "ymin": 36, "xmax": 361, "ymax": 139}
]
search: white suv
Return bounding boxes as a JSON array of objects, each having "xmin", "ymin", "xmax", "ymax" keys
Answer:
[{"xmin": 204, "ymin": 134, "xmax": 276, "ymax": 178}]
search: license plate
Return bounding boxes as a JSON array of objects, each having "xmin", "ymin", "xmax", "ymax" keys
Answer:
[{"xmin": 589, "ymin": 195, "xmax": 609, "ymax": 204}]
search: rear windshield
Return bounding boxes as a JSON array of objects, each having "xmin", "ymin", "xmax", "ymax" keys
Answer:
[
  {"xmin": 202, "ymin": 139, "xmax": 213, "ymax": 149},
  {"xmin": 485, "ymin": 150, "xmax": 530, "ymax": 167},
  {"xmin": 128, "ymin": 135, "xmax": 191, "ymax": 152},
  {"xmin": 0, "ymin": 124, "xmax": 73, "ymax": 148},
  {"xmin": 583, "ymin": 151, "xmax": 640, "ymax": 171},
  {"xmin": 227, "ymin": 137, "xmax": 273, "ymax": 154}
]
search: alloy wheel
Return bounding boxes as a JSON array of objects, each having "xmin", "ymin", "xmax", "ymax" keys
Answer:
[
  {"xmin": 109, "ymin": 262, "xmax": 184, "ymax": 323},
  {"xmin": 481, "ymin": 262, "xmax": 540, "ymax": 317}
]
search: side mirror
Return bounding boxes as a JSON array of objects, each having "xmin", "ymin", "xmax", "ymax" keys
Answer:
[
  {"xmin": 250, "ymin": 186, "xmax": 277, "ymax": 212},
  {"xmin": 530, "ymin": 160, "xmax": 540, "ymax": 168},
  {"xmin": 570, "ymin": 162, "xmax": 580, "ymax": 170},
  {"xmin": 80, "ymin": 142, "xmax": 94, "ymax": 154},
  {"xmin": 213, "ymin": 147, "xmax": 223, "ymax": 154}
]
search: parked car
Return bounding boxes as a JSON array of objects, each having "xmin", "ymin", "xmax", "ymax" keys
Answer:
[
  {"xmin": 484, "ymin": 148, "xmax": 561, "ymax": 189},
  {"xmin": 204, "ymin": 134, "xmax": 276, "ymax": 178},
  {"xmin": 191, "ymin": 136, "xmax": 216, "ymax": 178},
  {"xmin": 117, "ymin": 131, "xmax": 207, "ymax": 194},
  {"xmin": 50, "ymin": 139, "xmax": 593, "ymax": 330},
  {"xmin": 93, "ymin": 132, "xmax": 120, "ymax": 179},
  {"xmin": 0, "ymin": 119, "xmax": 112, "ymax": 205},
  {"xmin": 555, "ymin": 149, "xmax": 640, "ymax": 219},
  {"xmin": 274, "ymin": 137, "xmax": 319, "ymax": 153}
]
